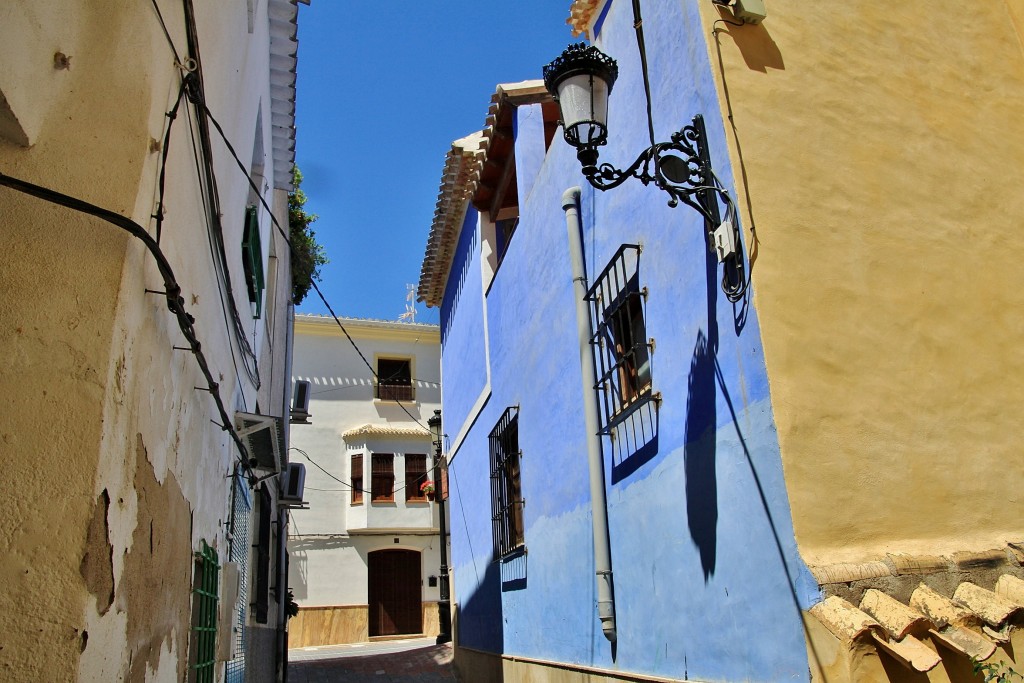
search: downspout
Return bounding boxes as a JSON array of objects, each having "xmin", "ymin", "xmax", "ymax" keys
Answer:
[{"xmin": 562, "ymin": 186, "xmax": 617, "ymax": 643}]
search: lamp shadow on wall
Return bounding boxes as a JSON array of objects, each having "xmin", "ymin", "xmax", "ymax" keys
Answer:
[
  {"xmin": 685, "ymin": 232, "xmax": 723, "ymax": 582},
  {"xmin": 685, "ymin": 329, "xmax": 719, "ymax": 582}
]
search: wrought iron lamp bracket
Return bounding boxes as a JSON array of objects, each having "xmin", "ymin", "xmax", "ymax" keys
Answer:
[{"xmin": 582, "ymin": 115, "xmax": 716, "ymax": 222}]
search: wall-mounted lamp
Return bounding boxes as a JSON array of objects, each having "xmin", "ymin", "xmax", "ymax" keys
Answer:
[
  {"xmin": 543, "ymin": 43, "xmax": 715, "ymax": 217},
  {"xmin": 543, "ymin": 43, "xmax": 748, "ymax": 302}
]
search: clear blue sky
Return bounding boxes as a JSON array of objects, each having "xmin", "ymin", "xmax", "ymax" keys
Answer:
[{"xmin": 293, "ymin": 2, "xmax": 578, "ymax": 325}]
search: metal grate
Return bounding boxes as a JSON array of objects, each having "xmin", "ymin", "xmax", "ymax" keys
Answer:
[
  {"xmin": 375, "ymin": 382, "xmax": 416, "ymax": 402},
  {"xmin": 225, "ymin": 473, "xmax": 252, "ymax": 683},
  {"xmin": 585, "ymin": 244, "xmax": 653, "ymax": 435},
  {"xmin": 191, "ymin": 541, "xmax": 219, "ymax": 683},
  {"xmin": 489, "ymin": 407, "xmax": 524, "ymax": 559}
]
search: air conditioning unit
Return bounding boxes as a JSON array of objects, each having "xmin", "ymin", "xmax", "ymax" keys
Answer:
[
  {"xmin": 234, "ymin": 412, "xmax": 284, "ymax": 471},
  {"xmin": 281, "ymin": 462, "xmax": 307, "ymax": 504},
  {"xmin": 290, "ymin": 380, "xmax": 311, "ymax": 424},
  {"xmin": 217, "ymin": 562, "xmax": 241, "ymax": 662}
]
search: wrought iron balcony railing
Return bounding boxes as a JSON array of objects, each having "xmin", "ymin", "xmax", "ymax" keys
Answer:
[{"xmin": 375, "ymin": 382, "xmax": 415, "ymax": 402}]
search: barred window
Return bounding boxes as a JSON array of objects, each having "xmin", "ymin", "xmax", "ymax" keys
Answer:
[
  {"xmin": 189, "ymin": 541, "xmax": 219, "ymax": 683},
  {"xmin": 405, "ymin": 454, "xmax": 428, "ymax": 502},
  {"xmin": 489, "ymin": 407, "xmax": 524, "ymax": 558},
  {"xmin": 371, "ymin": 454, "xmax": 395, "ymax": 502},
  {"xmin": 587, "ymin": 244, "xmax": 653, "ymax": 433},
  {"xmin": 351, "ymin": 454, "xmax": 363, "ymax": 505},
  {"xmin": 376, "ymin": 358, "xmax": 414, "ymax": 401}
]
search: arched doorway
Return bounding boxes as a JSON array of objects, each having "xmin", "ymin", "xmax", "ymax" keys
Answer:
[{"xmin": 367, "ymin": 549, "xmax": 422, "ymax": 637}]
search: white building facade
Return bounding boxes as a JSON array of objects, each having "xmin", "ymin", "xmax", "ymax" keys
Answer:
[{"xmin": 288, "ymin": 315, "xmax": 445, "ymax": 646}]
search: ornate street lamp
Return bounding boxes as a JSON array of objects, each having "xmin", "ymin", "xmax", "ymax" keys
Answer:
[
  {"xmin": 544, "ymin": 42, "xmax": 748, "ymax": 303},
  {"xmin": 543, "ymin": 43, "xmax": 716, "ymax": 219},
  {"xmin": 427, "ymin": 409, "xmax": 452, "ymax": 644}
]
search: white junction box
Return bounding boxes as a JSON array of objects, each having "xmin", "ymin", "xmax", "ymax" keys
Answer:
[{"xmin": 713, "ymin": 219, "xmax": 738, "ymax": 262}]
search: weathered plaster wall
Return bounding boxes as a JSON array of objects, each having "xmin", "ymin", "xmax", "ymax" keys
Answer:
[
  {"xmin": 0, "ymin": 2, "xmax": 152, "ymax": 679},
  {"xmin": 698, "ymin": 0, "xmax": 1024, "ymax": 566},
  {"xmin": 444, "ymin": 1, "xmax": 816, "ymax": 680},
  {"xmin": 2, "ymin": 0, "xmax": 293, "ymax": 680}
]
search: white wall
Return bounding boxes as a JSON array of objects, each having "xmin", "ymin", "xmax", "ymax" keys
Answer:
[{"xmin": 288, "ymin": 316, "xmax": 443, "ymax": 608}]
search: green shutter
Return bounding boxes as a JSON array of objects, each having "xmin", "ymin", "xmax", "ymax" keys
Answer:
[
  {"xmin": 191, "ymin": 541, "xmax": 220, "ymax": 683},
  {"xmin": 241, "ymin": 206, "xmax": 264, "ymax": 318}
]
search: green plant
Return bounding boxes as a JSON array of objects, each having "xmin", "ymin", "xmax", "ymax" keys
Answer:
[
  {"xmin": 288, "ymin": 166, "xmax": 328, "ymax": 305},
  {"xmin": 973, "ymin": 659, "xmax": 1024, "ymax": 682}
]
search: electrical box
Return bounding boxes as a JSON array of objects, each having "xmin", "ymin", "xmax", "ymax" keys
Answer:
[
  {"xmin": 734, "ymin": 0, "xmax": 767, "ymax": 24},
  {"xmin": 713, "ymin": 219, "xmax": 738, "ymax": 262}
]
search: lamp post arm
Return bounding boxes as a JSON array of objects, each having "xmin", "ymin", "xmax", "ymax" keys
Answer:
[{"xmin": 582, "ymin": 117, "xmax": 717, "ymax": 221}]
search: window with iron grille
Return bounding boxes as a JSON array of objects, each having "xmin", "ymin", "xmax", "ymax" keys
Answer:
[
  {"xmin": 376, "ymin": 358, "xmax": 414, "ymax": 401},
  {"xmin": 405, "ymin": 454, "xmax": 428, "ymax": 502},
  {"xmin": 225, "ymin": 471, "xmax": 251, "ymax": 683},
  {"xmin": 587, "ymin": 245, "xmax": 653, "ymax": 434},
  {"xmin": 371, "ymin": 454, "xmax": 395, "ymax": 502},
  {"xmin": 190, "ymin": 541, "xmax": 219, "ymax": 683},
  {"xmin": 489, "ymin": 407, "xmax": 524, "ymax": 558},
  {"xmin": 351, "ymin": 453, "xmax": 364, "ymax": 505}
]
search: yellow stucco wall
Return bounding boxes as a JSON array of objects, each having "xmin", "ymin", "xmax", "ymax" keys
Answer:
[
  {"xmin": 698, "ymin": 1, "xmax": 1024, "ymax": 566},
  {"xmin": 0, "ymin": 2, "xmax": 153, "ymax": 679},
  {"xmin": 2, "ymin": 1, "xmax": 291, "ymax": 680}
]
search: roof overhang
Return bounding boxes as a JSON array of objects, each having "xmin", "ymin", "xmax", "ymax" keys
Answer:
[
  {"xmin": 567, "ymin": 0, "xmax": 610, "ymax": 40},
  {"xmin": 342, "ymin": 424, "xmax": 431, "ymax": 441},
  {"xmin": 269, "ymin": 0, "xmax": 299, "ymax": 191},
  {"xmin": 417, "ymin": 81, "xmax": 555, "ymax": 308}
]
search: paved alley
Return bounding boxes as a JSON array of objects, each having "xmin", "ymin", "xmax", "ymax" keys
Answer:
[{"xmin": 288, "ymin": 637, "xmax": 456, "ymax": 683}]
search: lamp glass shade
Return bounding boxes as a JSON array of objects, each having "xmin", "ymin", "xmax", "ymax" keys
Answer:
[
  {"xmin": 556, "ymin": 72, "xmax": 611, "ymax": 148},
  {"xmin": 544, "ymin": 44, "xmax": 619, "ymax": 154}
]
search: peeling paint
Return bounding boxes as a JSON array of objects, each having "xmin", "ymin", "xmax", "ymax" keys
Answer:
[
  {"xmin": 80, "ymin": 490, "xmax": 114, "ymax": 616},
  {"xmin": 118, "ymin": 435, "xmax": 192, "ymax": 683}
]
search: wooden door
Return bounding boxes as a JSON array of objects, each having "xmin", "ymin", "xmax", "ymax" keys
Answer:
[{"xmin": 368, "ymin": 550, "xmax": 422, "ymax": 636}]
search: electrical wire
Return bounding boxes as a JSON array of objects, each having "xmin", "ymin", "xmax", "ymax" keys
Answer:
[
  {"xmin": 152, "ymin": 79, "xmax": 188, "ymax": 244},
  {"xmin": 149, "ymin": 0, "xmax": 182, "ymax": 63},
  {"xmin": 180, "ymin": 0, "xmax": 262, "ymax": 392},
  {"xmin": 631, "ymin": 0, "xmax": 657, "ymax": 149},
  {"xmin": 197, "ymin": 100, "xmax": 436, "ymax": 433},
  {"xmin": 184, "ymin": 99, "xmax": 249, "ymax": 408},
  {"xmin": 0, "ymin": 171, "xmax": 256, "ymax": 480}
]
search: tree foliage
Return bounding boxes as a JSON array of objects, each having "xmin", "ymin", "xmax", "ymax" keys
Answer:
[{"xmin": 288, "ymin": 166, "xmax": 328, "ymax": 305}]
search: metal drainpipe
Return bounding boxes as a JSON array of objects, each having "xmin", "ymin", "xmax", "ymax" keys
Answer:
[{"xmin": 562, "ymin": 186, "xmax": 617, "ymax": 643}]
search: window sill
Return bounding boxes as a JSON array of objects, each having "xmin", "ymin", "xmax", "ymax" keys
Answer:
[
  {"xmin": 371, "ymin": 501, "xmax": 397, "ymax": 507},
  {"xmin": 350, "ymin": 502, "xmax": 364, "ymax": 507},
  {"xmin": 373, "ymin": 398, "xmax": 418, "ymax": 406},
  {"xmin": 405, "ymin": 499, "xmax": 430, "ymax": 506}
]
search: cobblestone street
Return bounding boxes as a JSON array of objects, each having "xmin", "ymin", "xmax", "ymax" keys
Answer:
[{"xmin": 288, "ymin": 637, "xmax": 456, "ymax": 683}]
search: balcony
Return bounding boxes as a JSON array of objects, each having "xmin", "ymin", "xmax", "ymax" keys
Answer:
[{"xmin": 375, "ymin": 382, "xmax": 415, "ymax": 402}]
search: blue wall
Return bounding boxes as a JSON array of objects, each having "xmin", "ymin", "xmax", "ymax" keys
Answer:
[
  {"xmin": 443, "ymin": 0, "xmax": 818, "ymax": 679},
  {"xmin": 439, "ymin": 206, "xmax": 489, "ymax": 445}
]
